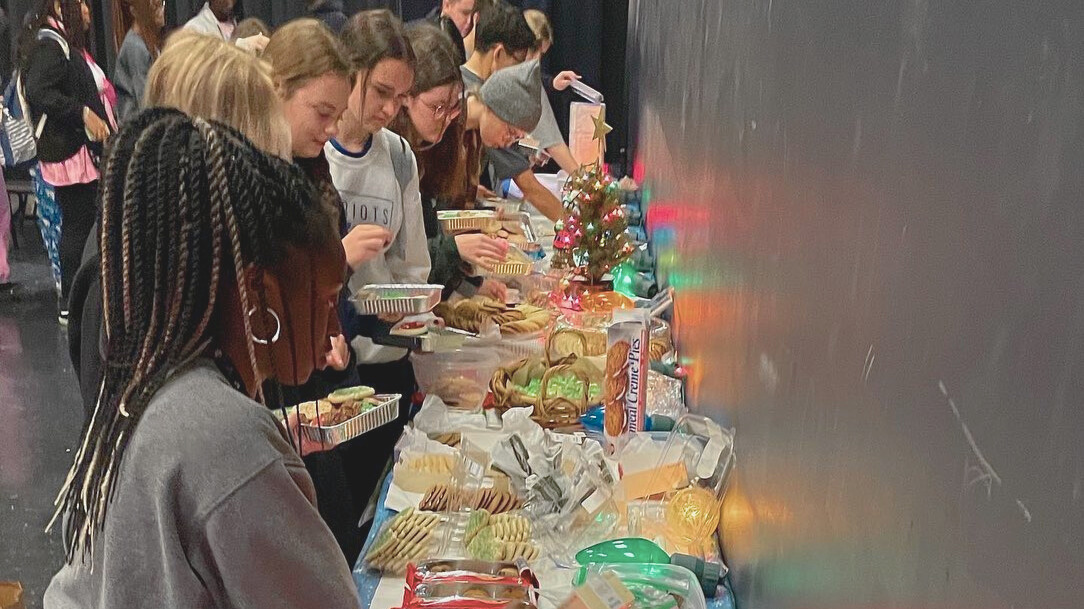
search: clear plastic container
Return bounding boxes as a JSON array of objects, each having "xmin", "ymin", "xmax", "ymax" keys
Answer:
[
  {"xmin": 629, "ymin": 415, "xmax": 735, "ymax": 557},
  {"xmin": 571, "ymin": 563, "xmax": 707, "ymax": 609},
  {"xmin": 414, "ymin": 348, "xmax": 501, "ymax": 411}
]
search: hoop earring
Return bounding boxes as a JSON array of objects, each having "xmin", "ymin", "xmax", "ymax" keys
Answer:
[{"xmin": 247, "ymin": 307, "xmax": 281, "ymax": 345}]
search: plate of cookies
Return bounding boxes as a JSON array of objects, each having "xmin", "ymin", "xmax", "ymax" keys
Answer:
[{"xmin": 292, "ymin": 386, "xmax": 401, "ymax": 447}]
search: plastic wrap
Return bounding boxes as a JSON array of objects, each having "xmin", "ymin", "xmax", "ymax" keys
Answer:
[
  {"xmin": 414, "ymin": 348, "xmax": 501, "ymax": 411},
  {"xmin": 629, "ymin": 416, "xmax": 735, "ymax": 557}
]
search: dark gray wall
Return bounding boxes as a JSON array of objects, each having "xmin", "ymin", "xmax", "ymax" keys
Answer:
[{"xmin": 627, "ymin": 0, "xmax": 1084, "ymax": 607}]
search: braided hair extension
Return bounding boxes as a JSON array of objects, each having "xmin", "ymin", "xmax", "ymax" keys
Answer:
[{"xmin": 50, "ymin": 109, "xmax": 338, "ymax": 563}]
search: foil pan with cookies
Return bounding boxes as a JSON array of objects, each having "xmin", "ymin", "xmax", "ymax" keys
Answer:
[
  {"xmin": 437, "ymin": 209, "xmax": 498, "ymax": 233},
  {"xmin": 280, "ymin": 387, "xmax": 402, "ymax": 448},
  {"xmin": 351, "ymin": 283, "xmax": 444, "ymax": 315}
]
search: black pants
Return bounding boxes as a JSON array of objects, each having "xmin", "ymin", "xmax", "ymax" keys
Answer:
[
  {"xmin": 56, "ymin": 181, "xmax": 98, "ymax": 304},
  {"xmin": 268, "ymin": 366, "xmax": 367, "ymax": 566},
  {"xmin": 342, "ymin": 358, "xmax": 417, "ymax": 530},
  {"xmin": 294, "ymin": 357, "xmax": 416, "ymax": 567}
]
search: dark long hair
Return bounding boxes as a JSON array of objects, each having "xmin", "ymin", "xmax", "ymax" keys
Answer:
[
  {"xmin": 390, "ymin": 23, "xmax": 476, "ymax": 205},
  {"xmin": 111, "ymin": 0, "xmax": 162, "ymax": 57},
  {"xmin": 50, "ymin": 108, "xmax": 337, "ymax": 562},
  {"xmin": 17, "ymin": 0, "xmax": 87, "ymax": 68},
  {"xmin": 340, "ymin": 9, "xmax": 415, "ymax": 92}
]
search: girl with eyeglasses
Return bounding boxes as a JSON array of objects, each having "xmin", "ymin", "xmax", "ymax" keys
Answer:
[{"xmin": 391, "ymin": 23, "xmax": 508, "ymax": 302}]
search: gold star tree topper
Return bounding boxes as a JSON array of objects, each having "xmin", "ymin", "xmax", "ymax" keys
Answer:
[{"xmin": 591, "ymin": 106, "xmax": 613, "ymax": 155}]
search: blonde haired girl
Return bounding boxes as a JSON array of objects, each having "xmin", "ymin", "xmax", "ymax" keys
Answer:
[{"xmin": 145, "ymin": 31, "xmax": 291, "ymax": 158}]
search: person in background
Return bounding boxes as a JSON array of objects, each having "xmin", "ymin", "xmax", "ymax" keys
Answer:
[
  {"xmin": 185, "ymin": 0, "xmax": 269, "ymax": 53},
  {"xmin": 522, "ymin": 8, "xmax": 581, "ymax": 174},
  {"xmin": 462, "ymin": 3, "xmax": 561, "ymax": 220},
  {"xmin": 264, "ymin": 17, "xmax": 391, "ymax": 564},
  {"xmin": 424, "ymin": 0, "xmax": 474, "ymax": 63},
  {"xmin": 0, "ymin": 7, "xmax": 12, "ymax": 85},
  {"xmin": 0, "ymin": 8, "xmax": 11, "ymax": 287},
  {"xmin": 20, "ymin": 0, "xmax": 115, "ymax": 324},
  {"xmin": 111, "ymin": 0, "xmax": 164, "ymax": 123},
  {"xmin": 44, "ymin": 108, "xmax": 364, "ymax": 609},
  {"xmin": 231, "ymin": 16, "xmax": 269, "ymax": 41},
  {"xmin": 307, "ymin": 0, "xmax": 346, "ymax": 34},
  {"xmin": 0, "ymin": 170, "xmax": 9, "ymax": 287},
  {"xmin": 184, "ymin": 0, "xmax": 236, "ymax": 39},
  {"xmin": 391, "ymin": 23, "xmax": 506, "ymax": 301},
  {"xmin": 462, "ymin": 0, "xmax": 498, "ymax": 59}
]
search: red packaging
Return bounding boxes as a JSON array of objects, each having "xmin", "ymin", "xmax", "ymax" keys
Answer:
[{"xmin": 406, "ymin": 560, "xmax": 531, "ymax": 589}]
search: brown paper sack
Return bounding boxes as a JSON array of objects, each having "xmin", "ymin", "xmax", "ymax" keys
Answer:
[
  {"xmin": 569, "ymin": 102, "xmax": 605, "ymax": 166},
  {"xmin": 0, "ymin": 582, "xmax": 26, "ymax": 609}
]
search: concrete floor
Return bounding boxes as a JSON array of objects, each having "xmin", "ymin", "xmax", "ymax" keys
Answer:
[{"xmin": 0, "ymin": 223, "xmax": 85, "ymax": 609}]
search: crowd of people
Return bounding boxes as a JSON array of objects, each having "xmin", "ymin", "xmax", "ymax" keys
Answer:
[{"xmin": 0, "ymin": 0, "xmax": 589, "ymax": 606}]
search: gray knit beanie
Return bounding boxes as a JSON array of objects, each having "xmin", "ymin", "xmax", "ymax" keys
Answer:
[{"xmin": 480, "ymin": 59, "xmax": 543, "ymax": 132}]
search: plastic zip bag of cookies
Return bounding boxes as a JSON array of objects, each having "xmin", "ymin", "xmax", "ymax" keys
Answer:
[{"xmin": 431, "ymin": 450, "xmax": 534, "ymax": 563}]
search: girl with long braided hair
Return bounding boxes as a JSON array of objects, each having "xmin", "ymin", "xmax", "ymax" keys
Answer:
[{"xmin": 44, "ymin": 109, "xmax": 362, "ymax": 608}]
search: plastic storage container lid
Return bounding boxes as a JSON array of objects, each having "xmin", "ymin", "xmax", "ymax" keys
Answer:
[{"xmin": 669, "ymin": 553, "xmax": 725, "ymax": 598}]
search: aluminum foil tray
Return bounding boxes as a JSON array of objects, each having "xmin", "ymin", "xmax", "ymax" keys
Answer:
[
  {"xmin": 438, "ymin": 210, "xmax": 498, "ymax": 233},
  {"xmin": 497, "ymin": 212, "xmax": 540, "ymax": 252},
  {"xmin": 351, "ymin": 284, "xmax": 442, "ymax": 315},
  {"xmin": 301, "ymin": 393, "xmax": 401, "ymax": 447},
  {"xmin": 487, "ymin": 245, "xmax": 534, "ymax": 276}
]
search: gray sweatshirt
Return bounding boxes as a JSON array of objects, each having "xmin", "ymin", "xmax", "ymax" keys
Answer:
[
  {"xmin": 112, "ymin": 30, "xmax": 152, "ymax": 124},
  {"xmin": 44, "ymin": 360, "xmax": 362, "ymax": 609}
]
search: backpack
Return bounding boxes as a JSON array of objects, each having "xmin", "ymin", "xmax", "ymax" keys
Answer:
[
  {"xmin": 0, "ymin": 74, "xmax": 36, "ymax": 168},
  {"xmin": 387, "ymin": 131, "xmax": 414, "ymax": 194},
  {"xmin": 1, "ymin": 29, "xmax": 73, "ymax": 168}
]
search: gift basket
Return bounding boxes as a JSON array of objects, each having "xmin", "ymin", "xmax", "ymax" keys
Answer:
[{"xmin": 489, "ymin": 330, "xmax": 604, "ymax": 429}]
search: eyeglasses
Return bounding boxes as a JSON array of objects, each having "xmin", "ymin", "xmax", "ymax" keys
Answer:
[
  {"xmin": 503, "ymin": 121, "xmax": 527, "ymax": 145},
  {"xmin": 420, "ymin": 96, "xmax": 462, "ymax": 120}
]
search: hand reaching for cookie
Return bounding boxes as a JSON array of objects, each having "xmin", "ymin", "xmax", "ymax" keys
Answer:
[{"xmin": 456, "ymin": 233, "xmax": 508, "ymax": 271}]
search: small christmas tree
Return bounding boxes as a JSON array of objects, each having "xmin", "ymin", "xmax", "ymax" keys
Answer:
[{"xmin": 551, "ymin": 163, "xmax": 635, "ymax": 284}]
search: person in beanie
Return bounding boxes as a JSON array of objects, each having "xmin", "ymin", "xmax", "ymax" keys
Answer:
[
  {"xmin": 478, "ymin": 58, "xmax": 543, "ymax": 143},
  {"xmin": 461, "ymin": 5, "xmax": 562, "ymax": 220}
]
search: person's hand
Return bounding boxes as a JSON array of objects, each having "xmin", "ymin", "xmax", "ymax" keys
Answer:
[
  {"xmin": 83, "ymin": 107, "xmax": 109, "ymax": 142},
  {"xmin": 477, "ymin": 278, "xmax": 508, "ymax": 302},
  {"xmin": 552, "ymin": 71, "xmax": 581, "ymax": 91},
  {"xmin": 476, "ymin": 184, "xmax": 497, "ymax": 199},
  {"xmin": 283, "ymin": 411, "xmax": 335, "ymax": 455},
  {"xmin": 324, "ymin": 334, "xmax": 350, "ymax": 371},
  {"xmin": 235, "ymin": 33, "xmax": 269, "ymax": 54},
  {"xmin": 455, "ymin": 233, "xmax": 508, "ymax": 270},
  {"xmin": 342, "ymin": 224, "xmax": 391, "ymax": 270}
]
